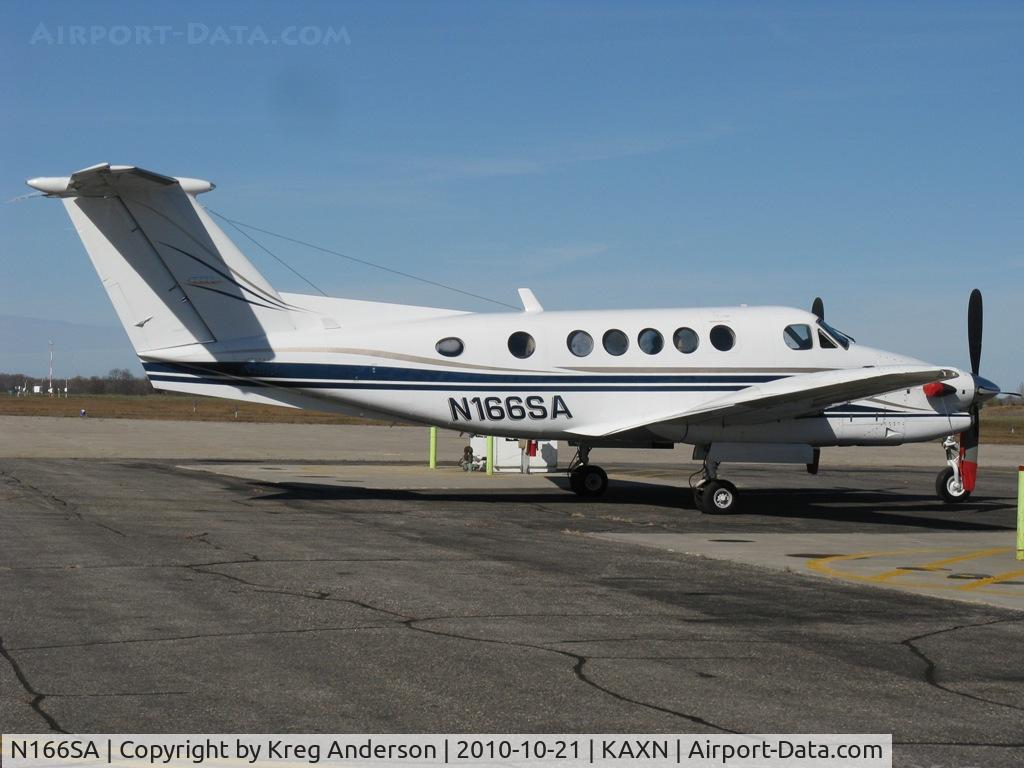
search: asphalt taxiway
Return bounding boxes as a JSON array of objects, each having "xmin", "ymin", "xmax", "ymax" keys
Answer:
[{"xmin": 1, "ymin": 417, "xmax": 1022, "ymax": 767}]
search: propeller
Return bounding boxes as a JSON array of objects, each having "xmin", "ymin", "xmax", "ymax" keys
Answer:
[
  {"xmin": 960, "ymin": 289, "xmax": 986, "ymax": 493},
  {"xmin": 968, "ymin": 288, "xmax": 982, "ymax": 376},
  {"xmin": 811, "ymin": 296, "xmax": 824, "ymax": 321}
]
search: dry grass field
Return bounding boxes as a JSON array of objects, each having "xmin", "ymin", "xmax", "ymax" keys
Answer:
[
  {"xmin": 980, "ymin": 403, "xmax": 1024, "ymax": 445},
  {"xmin": 1, "ymin": 394, "xmax": 1022, "ymax": 443}
]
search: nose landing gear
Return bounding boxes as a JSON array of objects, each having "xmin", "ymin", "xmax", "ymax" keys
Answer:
[{"xmin": 936, "ymin": 435, "xmax": 971, "ymax": 503}]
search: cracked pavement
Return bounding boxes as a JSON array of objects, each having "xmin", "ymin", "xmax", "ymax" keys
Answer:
[{"xmin": 1, "ymin": 458, "xmax": 1022, "ymax": 767}]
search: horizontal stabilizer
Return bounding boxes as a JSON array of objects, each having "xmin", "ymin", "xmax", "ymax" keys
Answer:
[{"xmin": 28, "ymin": 163, "xmax": 214, "ymax": 197}]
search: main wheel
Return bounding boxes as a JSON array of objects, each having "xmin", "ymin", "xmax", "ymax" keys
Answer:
[
  {"xmin": 936, "ymin": 466, "xmax": 970, "ymax": 503},
  {"xmin": 690, "ymin": 485, "xmax": 705, "ymax": 509},
  {"xmin": 700, "ymin": 479, "xmax": 739, "ymax": 514},
  {"xmin": 572, "ymin": 465, "xmax": 608, "ymax": 497},
  {"xmin": 568, "ymin": 468, "xmax": 584, "ymax": 494}
]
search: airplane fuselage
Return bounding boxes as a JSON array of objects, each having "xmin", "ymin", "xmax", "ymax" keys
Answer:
[
  {"xmin": 143, "ymin": 299, "xmax": 974, "ymax": 448},
  {"xmin": 29, "ymin": 163, "xmax": 999, "ymax": 509}
]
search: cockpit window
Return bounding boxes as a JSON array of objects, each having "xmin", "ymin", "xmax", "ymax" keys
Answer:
[
  {"xmin": 783, "ymin": 324, "xmax": 813, "ymax": 350},
  {"xmin": 817, "ymin": 320, "xmax": 852, "ymax": 349},
  {"xmin": 818, "ymin": 330, "xmax": 838, "ymax": 349}
]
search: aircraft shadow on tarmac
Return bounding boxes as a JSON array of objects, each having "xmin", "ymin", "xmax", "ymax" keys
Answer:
[{"xmin": 246, "ymin": 476, "xmax": 1013, "ymax": 531}]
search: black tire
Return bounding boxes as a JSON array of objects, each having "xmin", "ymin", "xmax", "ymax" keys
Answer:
[
  {"xmin": 576, "ymin": 465, "xmax": 608, "ymax": 497},
  {"xmin": 568, "ymin": 468, "xmax": 584, "ymax": 495},
  {"xmin": 690, "ymin": 485, "xmax": 705, "ymax": 509},
  {"xmin": 936, "ymin": 466, "xmax": 970, "ymax": 503},
  {"xmin": 700, "ymin": 479, "xmax": 739, "ymax": 514}
]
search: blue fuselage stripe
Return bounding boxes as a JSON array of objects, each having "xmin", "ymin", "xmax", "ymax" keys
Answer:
[
  {"xmin": 141, "ymin": 361, "xmax": 783, "ymax": 385},
  {"xmin": 145, "ymin": 374, "xmax": 748, "ymax": 392}
]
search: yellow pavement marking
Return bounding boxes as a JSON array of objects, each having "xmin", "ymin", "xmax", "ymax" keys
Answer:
[
  {"xmin": 866, "ymin": 547, "xmax": 1010, "ymax": 583},
  {"xmin": 808, "ymin": 548, "xmax": 931, "ymax": 583},
  {"xmin": 956, "ymin": 568, "xmax": 1024, "ymax": 591},
  {"xmin": 806, "ymin": 547, "xmax": 1022, "ymax": 597}
]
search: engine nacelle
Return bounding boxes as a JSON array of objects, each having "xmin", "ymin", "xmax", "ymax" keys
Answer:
[{"xmin": 923, "ymin": 369, "xmax": 975, "ymax": 411}]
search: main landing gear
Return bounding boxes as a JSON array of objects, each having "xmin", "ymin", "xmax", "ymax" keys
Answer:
[
  {"xmin": 567, "ymin": 446, "xmax": 608, "ymax": 497},
  {"xmin": 691, "ymin": 458, "xmax": 740, "ymax": 514},
  {"xmin": 936, "ymin": 435, "xmax": 971, "ymax": 503}
]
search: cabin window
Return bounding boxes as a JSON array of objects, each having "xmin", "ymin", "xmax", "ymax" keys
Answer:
[
  {"xmin": 602, "ymin": 329, "xmax": 629, "ymax": 356},
  {"xmin": 673, "ymin": 327, "xmax": 699, "ymax": 354},
  {"xmin": 566, "ymin": 330, "xmax": 594, "ymax": 357},
  {"xmin": 709, "ymin": 324, "xmax": 735, "ymax": 351},
  {"xmin": 435, "ymin": 337, "xmax": 464, "ymax": 357},
  {"xmin": 783, "ymin": 324, "xmax": 813, "ymax": 350},
  {"xmin": 508, "ymin": 331, "xmax": 536, "ymax": 359},
  {"xmin": 638, "ymin": 328, "xmax": 664, "ymax": 355}
]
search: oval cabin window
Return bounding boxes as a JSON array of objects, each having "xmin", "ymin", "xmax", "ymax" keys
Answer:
[
  {"xmin": 602, "ymin": 329, "xmax": 629, "ymax": 356},
  {"xmin": 567, "ymin": 330, "xmax": 594, "ymax": 357},
  {"xmin": 709, "ymin": 325, "xmax": 735, "ymax": 351},
  {"xmin": 435, "ymin": 337, "xmax": 464, "ymax": 357},
  {"xmin": 673, "ymin": 327, "xmax": 699, "ymax": 354},
  {"xmin": 508, "ymin": 331, "xmax": 536, "ymax": 359},
  {"xmin": 638, "ymin": 328, "xmax": 664, "ymax": 355}
]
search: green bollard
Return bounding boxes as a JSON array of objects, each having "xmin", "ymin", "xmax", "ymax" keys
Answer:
[
  {"xmin": 1018, "ymin": 465, "xmax": 1024, "ymax": 561},
  {"xmin": 486, "ymin": 436, "xmax": 494, "ymax": 476},
  {"xmin": 428, "ymin": 426, "xmax": 437, "ymax": 469}
]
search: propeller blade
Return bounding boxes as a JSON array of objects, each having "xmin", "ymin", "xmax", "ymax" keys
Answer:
[
  {"xmin": 960, "ymin": 405, "xmax": 980, "ymax": 493},
  {"xmin": 968, "ymin": 288, "xmax": 982, "ymax": 375},
  {"xmin": 811, "ymin": 296, "xmax": 824, "ymax": 321}
]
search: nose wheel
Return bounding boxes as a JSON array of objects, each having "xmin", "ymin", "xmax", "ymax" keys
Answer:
[
  {"xmin": 936, "ymin": 466, "xmax": 970, "ymax": 503},
  {"xmin": 936, "ymin": 436, "xmax": 971, "ymax": 504}
]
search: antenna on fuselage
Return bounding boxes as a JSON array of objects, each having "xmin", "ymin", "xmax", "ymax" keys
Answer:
[{"xmin": 811, "ymin": 296, "xmax": 824, "ymax": 321}]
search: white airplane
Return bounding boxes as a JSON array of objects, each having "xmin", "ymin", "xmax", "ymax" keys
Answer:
[{"xmin": 27, "ymin": 164, "xmax": 1005, "ymax": 513}]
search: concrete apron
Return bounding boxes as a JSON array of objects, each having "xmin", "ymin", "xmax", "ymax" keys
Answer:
[{"xmin": 590, "ymin": 531, "xmax": 1024, "ymax": 612}]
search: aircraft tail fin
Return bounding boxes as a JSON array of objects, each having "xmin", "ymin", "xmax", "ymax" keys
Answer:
[{"xmin": 27, "ymin": 163, "xmax": 301, "ymax": 355}]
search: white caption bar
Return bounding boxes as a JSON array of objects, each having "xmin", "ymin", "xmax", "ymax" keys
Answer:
[{"xmin": 2, "ymin": 735, "xmax": 892, "ymax": 768}]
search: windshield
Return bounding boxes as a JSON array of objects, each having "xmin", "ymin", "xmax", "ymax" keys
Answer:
[{"xmin": 818, "ymin": 320, "xmax": 854, "ymax": 349}]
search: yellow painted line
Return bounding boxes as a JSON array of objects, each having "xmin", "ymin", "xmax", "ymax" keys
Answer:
[
  {"xmin": 866, "ymin": 547, "xmax": 1011, "ymax": 583},
  {"xmin": 807, "ymin": 548, "xmax": 940, "ymax": 583},
  {"xmin": 806, "ymin": 547, "xmax": 1024, "ymax": 597},
  {"xmin": 956, "ymin": 568, "xmax": 1024, "ymax": 591}
]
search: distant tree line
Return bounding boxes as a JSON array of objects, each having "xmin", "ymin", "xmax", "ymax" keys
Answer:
[{"xmin": 1, "ymin": 368, "xmax": 154, "ymax": 396}]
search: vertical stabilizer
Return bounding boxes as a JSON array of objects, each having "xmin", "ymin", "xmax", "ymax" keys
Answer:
[{"xmin": 29, "ymin": 163, "xmax": 299, "ymax": 354}]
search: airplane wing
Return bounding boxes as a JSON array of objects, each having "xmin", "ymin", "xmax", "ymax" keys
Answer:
[{"xmin": 567, "ymin": 364, "xmax": 956, "ymax": 438}]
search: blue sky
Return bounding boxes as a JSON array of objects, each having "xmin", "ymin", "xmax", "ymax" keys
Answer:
[{"xmin": 1, "ymin": 1, "xmax": 1021, "ymax": 389}]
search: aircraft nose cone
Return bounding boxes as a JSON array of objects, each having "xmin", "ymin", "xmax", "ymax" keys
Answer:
[{"xmin": 973, "ymin": 375, "xmax": 1001, "ymax": 403}]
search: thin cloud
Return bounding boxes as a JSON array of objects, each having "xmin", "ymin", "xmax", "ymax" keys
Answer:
[
  {"xmin": 516, "ymin": 243, "xmax": 611, "ymax": 275},
  {"xmin": 325, "ymin": 126, "xmax": 735, "ymax": 186}
]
